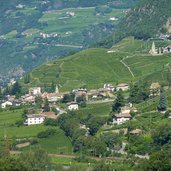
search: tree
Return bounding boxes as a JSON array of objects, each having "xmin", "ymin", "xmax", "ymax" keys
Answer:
[
  {"xmin": 24, "ymin": 74, "xmax": 30, "ymax": 84},
  {"xmin": 62, "ymin": 93, "xmax": 75, "ymax": 103},
  {"xmin": 94, "ymin": 160, "xmax": 111, "ymax": 171},
  {"xmin": 152, "ymin": 123, "xmax": 171, "ymax": 147},
  {"xmin": 35, "ymin": 96, "xmax": 42, "ymax": 108},
  {"xmin": 129, "ymin": 81, "xmax": 149, "ymax": 104},
  {"xmin": 76, "ymin": 96, "xmax": 86, "ymax": 108},
  {"xmin": 11, "ymin": 81, "xmax": 22, "ymax": 96},
  {"xmin": 112, "ymin": 89, "xmax": 124, "ymax": 112},
  {"xmin": 44, "ymin": 98, "xmax": 50, "ymax": 112},
  {"xmin": 50, "ymin": 81, "xmax": 55, "ymax": 93},
  {"xmin": 136, "ymin": 145, "xmax": 171, "ymax": 171},
  {"xmin": 157, "ymin": 90, "xmax": 167, "ymax": 112},
  {"xmin": 100, "ymin": 132, "xmax": 122, "ymax": 150}
]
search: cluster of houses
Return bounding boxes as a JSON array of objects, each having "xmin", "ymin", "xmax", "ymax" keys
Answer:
[
  {"xmin": 1, "ymin": 81, "xmax": 163, "ymax": 126},
  {"xmin": 40, "ymin": 32, "xmax": 58, "ymax": 39},
  {"xmin": 1, "ymin": 82, "xmax": 131, "ymax": 126}
]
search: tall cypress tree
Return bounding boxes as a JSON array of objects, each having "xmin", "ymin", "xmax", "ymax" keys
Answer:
[
  {"xmin": 158, "ymin": 90, "xmax": 167, "ymax": 112},
  {"xmin": 112, "ymin": 89, "xmax": 124, "ymax": 112}
]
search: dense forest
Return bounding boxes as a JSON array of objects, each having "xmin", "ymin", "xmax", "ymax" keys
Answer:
[{"xmin": 99, "ymin": 0, "xmax": 171, "ymax": 47}]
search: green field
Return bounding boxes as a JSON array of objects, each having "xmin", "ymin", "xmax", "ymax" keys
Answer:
[
  {"xmin": 22, "ymin": 129, "xmax": 73, "ymax": 154},
  {"xmin": 23, "ymin": 37, "xmax": 171, "ymax": 91},
  {"xmin": 75, "ymin": 103, "xmax": 112, "ymax": 119},
  {"xmin": 0, "ymin": 109, "xmax": 72, "ymax": 154}
]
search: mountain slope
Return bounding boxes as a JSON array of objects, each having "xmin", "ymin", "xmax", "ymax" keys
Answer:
[
  {"xmin": 0, "ymin": 0, "xmax": 139, "ymax": 83},
  {"xmin": 22, "ymin": 37, "xmax": 171, "ymax": 91},
  {"xmin": 117, "ymin": 0, "xmax": 171, "ymax": 39}
]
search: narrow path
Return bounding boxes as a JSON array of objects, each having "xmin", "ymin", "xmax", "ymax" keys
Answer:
[
  {"xmin": 34, "ymin": 42, "xmax": 83, "ymax": 48},
  {"xmin": 10, "ymin": 151, "xmax": 122, "ymax": 161},
  {"xmin": 120, "ymin": 56, "xmax": 135, "ymax": 78}
]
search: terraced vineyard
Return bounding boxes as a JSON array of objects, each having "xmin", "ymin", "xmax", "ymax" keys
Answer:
[{"xmin": 22, "ymin": 37, "xmax": 171, "ymax": 91}]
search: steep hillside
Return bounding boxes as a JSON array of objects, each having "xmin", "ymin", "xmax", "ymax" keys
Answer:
[
  {"xmin": 0, "ymin": 0, "xmax": 139, "ymax": 83},
  {"xmin": 117, "ymin": 0, "xmax": 171, "ymax": 40},
  {"xmin": 22, "ymin": 37, "xmax": 171, "ymax": 91}
]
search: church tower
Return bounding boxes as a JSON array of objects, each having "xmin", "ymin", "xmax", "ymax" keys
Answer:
[
  {"xmin": 55, "ymin": 85, "xmax": 59, "ymax": 93},
  {"xmin": 150, "ymin": 42, "xmax": 157, "ymax": 55}
]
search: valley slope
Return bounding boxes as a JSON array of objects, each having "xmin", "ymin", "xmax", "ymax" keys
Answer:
[{"xmin": 22, "ymin": 37, "xmax": 171, "ymax": 91}]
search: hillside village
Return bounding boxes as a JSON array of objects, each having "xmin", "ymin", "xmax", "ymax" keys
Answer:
[
  {"xmin": 0, "ymin": 74, "xmax": 171, "ymax": 171},
  {"xmin": 1, "ymin": 0, "xmax": 171, "ymax": 170}
]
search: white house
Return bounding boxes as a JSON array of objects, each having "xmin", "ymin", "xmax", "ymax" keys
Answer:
[
  {"xmin": 116, "ymin": 83, "xmax": 129, "ymax": 91},
  {"xmin": 24, "ymin": 114, "xmax": 45, "ymax": 126},
  {"xmin": 29, "ymin": 87, "xmax": 41, "ymax": 96},
  {"xmin": 67, "ymin": 102, "xmax": 79, "ymax": 110},
  {"xmin": 103, "ymin": 84, "xmax": 115, "ymax": 91},
  {"xmin": 113, "ymin": 113, "xmax": 131, "ymax": 125},
  {"xmin": 109, "ymin": 17, "xmax": 118, "ymax": 21},
  {"xmin": 1, "ymin": 101, "xmax": 13, "ymax": 108}
]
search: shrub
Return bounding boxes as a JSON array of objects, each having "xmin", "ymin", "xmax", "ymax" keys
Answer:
[{"xmin": 37, "ymin": 129, "xmax": 56, "ymax": 138}]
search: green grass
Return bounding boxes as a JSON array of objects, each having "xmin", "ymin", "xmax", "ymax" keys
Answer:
[
  {"xmin": 0, "ymin": 109, "xmax": 72, "ymax": 154},
  {"xmin": 0, "ymin": 109, "xmax": 23, "ymax": 126},
  {"xmin": 75, "ymin": 103, "xmax": 112, "ymax": 119},
  {"xmin": 4, "ymin": 30, "xmax": 17, "ymax": 39},
  {"xmin": 22, "ymin": 128, "xmax": 73, "ymax": 154}
]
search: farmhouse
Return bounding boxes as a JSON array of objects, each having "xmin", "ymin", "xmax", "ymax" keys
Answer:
[
  {"xmin": 29, "ymin": 87, "xmax": 41, "ymax": 96},
  {"xmin": 113, "ymin": 113, "xmax": 131, "ymax": 125},
  {"xmin": 116, "ymin": 83, "xmax": 129, "ymax": 91},
  {"xmin": 42, "ymin": 92, "xmax": 63, "ymax": 102},
  {"xmin": 1, "ymin": 101, "xmax": 13, "ymax": 108},
  {"xmin": 66, "ymin": 11, "xmax": 75, "ymax": 17},
  {"xmin": 24, "ymin": 114, "xmax": 45, "ymax": 126},
  {"xmin": 67, "ymin": 102, "xmax": 79, "ymax": 110},
  {"xmin": 21, "ymin": 95, "xmax": 35, "ymax": 103}
]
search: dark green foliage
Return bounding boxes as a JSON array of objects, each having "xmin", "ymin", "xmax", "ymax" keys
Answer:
[
  {"xmin": 0, "ymin": 149, "xmax": 60, "ymax": 171},
  {"xmin": 117, "ymin": 0, "xmax": 171, "ymax": 40},
  {"xmin": 136, "ymin": 145, "xmax": 171, "ymax": 171},
  {"xmin": 128, "ymin": 135, "xmax": 153, "ymax": 155},
  {"xmin": 50, "ymin": 81, "xmax": 56, "ymax": 93},
  {"xmin": 62, "ymin": 93, "xmax": 75, "ymax": 103},
  {"xmin": 24, "ymin": 74, "xmax": 30, "ymax": 84},
  {"xmin": 44, "ymin": 118, "xmax": 58, "ymax": 126},
  {"xmin": 11, "ymin": 81, "xmax": 22, "ymax": 96},
  {"xmin": 15, "ymin": 120, "xmax": 23, "ymax": 127},
  {"xmin": 76, "ymin": 96, "xmax": 86, "ymax": 108},
  {"xmin": 100, "ymin": 132, "xmax": 122, "ymax": 150},
  {"xmin": 151, "ymin": 123, "xmax": 171, "ymax": 147},
  {"xmin": 37, "ymin": 129, "xmax": 56, "ymax": 138},
  {"xmin": 94, "ymin": 160, "xmax": 112, "ymax": 171},
  {"xmin": 112, "ymin": 90, "xmax": 125, "ymax": 112},
  {"xmin": 158, "ymin": 91, "xmax": 167, "ymax": 111},
  {"xmin": 44, "ymin": 98, "xmax": 50, "ymax": 112},
  {"xmin": 35, "ymin": 96, "xmax": 43, "ymax": 108},
  {"xmin": 129, "ymin": 81, "xmax": 149, "ymax": 104},
  {"xmin": 87, "ymin": 116, "xmax": 106, "ymax": 136}
]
